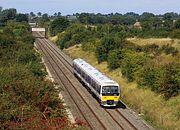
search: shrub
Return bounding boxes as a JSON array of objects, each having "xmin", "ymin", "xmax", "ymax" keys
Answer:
[
  {"xmin": 159, "ymin": 63, "xmax": 180, "ymax": 99},
  {"xmin": 120, "ymin": 50, "xmax": 147, "ymax": 82},
  {"xmin": 107, "ymin": 49, "xmax": 123, "ymax": 70},
  {"xmin": 49, "ymin": 17, "xmax": 70, "ymax": 36}
]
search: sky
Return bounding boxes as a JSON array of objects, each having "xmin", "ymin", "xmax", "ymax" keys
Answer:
[{"xmin": 0, "ymin": 0, "xmax": 180, "ymax": 15}]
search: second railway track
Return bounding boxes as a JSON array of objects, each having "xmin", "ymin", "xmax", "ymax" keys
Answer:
[{"xmin": 34, "ymin": 32, "xmax": 154, "ymax": 130}]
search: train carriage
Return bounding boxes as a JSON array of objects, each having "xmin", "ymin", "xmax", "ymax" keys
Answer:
[{"xmin": 73, "ymin": 58, "xmax": 120, "ymax": 107}]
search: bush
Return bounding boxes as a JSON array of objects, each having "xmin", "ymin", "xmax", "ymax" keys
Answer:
[
  {"xmin": 120, "ymin": 50, "xmax": 147, "ymax": 82},
  {"xmin": 0, "ymin": 21, "xmax": 69, "ymax": 129},
  {"xmin": 170, "ymin": 29, "xmax": 180, "ymax": 39},
  {"xmin": 107, "ymin": 49, "xmax": 123, "ymax": 70},
  {"xmin": 163, "ymin": 45, "xmax": 178, "ymax": 55},
  {"xmin": 137, "ymin": 64, "xmax": 165, "ymax": 92},
  {"xmin": 96, "ymin": 36, "xmax": 121, "ymax": 63},
  {"xmin": 159, "ymin": 63, "xmax": 180, "ymax": 99},
  {"xmin": 137, "ymin": 61, "xmax": 180, "ymax": 99},
  {"xmin": 49, "ymin": 17, "xmax": 70, "ymax": 36}
]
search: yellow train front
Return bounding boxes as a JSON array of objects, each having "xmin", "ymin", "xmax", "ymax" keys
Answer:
[{"xmin": 100, "ymin": 85, "xmax": 120, "ymax": 107}]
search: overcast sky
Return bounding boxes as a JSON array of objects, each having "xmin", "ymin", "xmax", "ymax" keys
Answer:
[{"xmin": 0, "ymin": 0, "xmax": 180, "ymax": 15}]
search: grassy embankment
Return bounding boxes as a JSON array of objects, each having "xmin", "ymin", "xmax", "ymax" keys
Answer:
[
  {"xmin": 127, "ymin": 38, "xmax": 180, "ymax": 51},
  {"xmin": 60, "ymin": 39, "xmax": 180, "ymax": 130}
]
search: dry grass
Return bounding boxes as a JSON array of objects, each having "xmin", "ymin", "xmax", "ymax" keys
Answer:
[
  {"xmin": 64, "ymin": 45, "xmax": 180, "ymax": 130},
  {"xmin": 127, "ymin": 38, "xmax": 180, "ymax": 50},
  {"xmin": 49, "ymin": 35, "xmax": 58, "ymax": 43}
]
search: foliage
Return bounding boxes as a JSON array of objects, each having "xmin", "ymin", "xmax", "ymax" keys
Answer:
[
  {"xmin": 49, "ymin": 17, "xmax": 70, "ymax": 36},
  {"xmin": 96, "ymin": 36, "xmax": 123, "ymax": 63},
  {"xmin": 0, "ymin": 21, "xmax": 71, "ymax": 129},
  {"xmin": 159, "ymin": 63, "xmax": 180, "ymax": 99},
  {"xmin": 38, "ymin": 13, "xmax": 50, "ymax": 28},
  {"xmin": 0, "ymin": 8, "xmax": 17, "ymax": 23},
  {"xmin": 57, "ymin": 23, "xmax": 97, "ymax": 49},
  {"xmin": 137, "ymin": 60, "xmax": 180, "ymax": 99},
  {"xmin": 120, "ymin": 50, "xmax": 147, "ymax": 82},
  {"xmin": 15, "ymin": 13, "xmax": 28, "ymax": 22},
  {"xmin": 107, "ymin": 49, "xmax": 123, "ymax": 69},
  {"xmin": 170, "ymin": 29, "xmax": 180, "ymax": 39}
]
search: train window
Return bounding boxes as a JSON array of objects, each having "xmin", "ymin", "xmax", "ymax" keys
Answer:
[
  {"xmin": 102, "ymin": 86, "xmax": 119, "ymax": 96},
  {"xmin": 92, "ymin": 80, "xmax": 96, "ymax": 89},
  {"xmin": 76, "ymin": 66, "xmax": 80, "ymax": 74},
  {"xmin": 82, "ymin": 71, "xmax": 85, "ymax": 78},
  {"xmin": 86, "ymin": 75, "xmax": 91, "ymax": 83}
]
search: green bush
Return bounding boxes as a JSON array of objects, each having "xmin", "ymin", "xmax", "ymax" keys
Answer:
[
  {"xmin": 96, "ymin": 36, "xmax": 121, "ymax": 63},
  {"xmin": 159, "ymin": 63, "xmax": 180, "ymax": 99},
  {"xmin": 49, "ymin": 17, "xmax": 70, "ymax": 36},
  {"xmin": 120, "ymin": 50, "xmax": 147, "ymax": 82},
  {"xmin": 137, "ymin": 64, "xmax": 165, "ymax": 92},
  {"xmin": 0, "ymin": 21, "xmax": 67, "ymax": 128},
  {"xmin": 170, "ymin": 29, "xmax": 180, "ymax": 38},
  {"xmin": 107, "ymin": 49, "xmax": 123, "ymax": 70}
]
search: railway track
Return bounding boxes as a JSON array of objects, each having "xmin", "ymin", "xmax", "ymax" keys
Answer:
[
  {"xmin": 36, "ymin": 39, "xmax": 107, "ymax": 130},
  {"xmin": 34, "ymin": 32, "xmax": 154, "ymax": 130},
  {"xmin": 41, "ymin": 39, "xmax": 137, "ymax": 129},
  {"xmin": 36, "ymin": 38, "xmax": 140, "ymax": 130}
]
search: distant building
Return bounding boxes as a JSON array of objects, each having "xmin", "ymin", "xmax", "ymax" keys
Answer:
[
  {"xmin": 66, "ymin": 15, "xmax": 77, "ymax": 21},
  {"xmin": 29, "ymin": 22, "xmax": 37, "ymax": 27},
  {"xmin": 134, "ymin": 21, "xmax": 142, "ymax": 29}
]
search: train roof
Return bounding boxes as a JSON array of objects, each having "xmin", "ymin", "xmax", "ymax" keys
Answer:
[{"xmin": 73, "ymin": 58, "xmax": 119, "ymax": 86}]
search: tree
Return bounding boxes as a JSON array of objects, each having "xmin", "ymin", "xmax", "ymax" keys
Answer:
[
  {"xmin": 16, "ymin": 13, "xmax": 28, "ymax": 22},
  {"xmin": 30, "ymin": 12, "xmax": 36, "ymax": 17},
  {"xmin": 160, "ymin": 63, "xmax": 180, "ymax": 99},
  {"xmin": 42, "ymin": 13, "xmax": 48, "ymax": 18},
  {"xmin": 49, "ymin": 17, "xmax": 70, "ymax": 36},
  {"xmin": 37, "ymin": 12, "xmax": 42, "ymax": 17},
  {"xmin": 57, "ymin": 12, "xmax": 61, "ymax": 17},
  {"xmin": 163, "ymin": 20, "xmax": 173, "ymax": 31},
  {"xmin": 174, "ymin": 19, "xmax": 180, "ymax": 29},
  {"xmin": 107, "ymin": 49, "xmax": 123, "ymax": 69},
  {"xmin": 54, "ymin": 13, "xmax": 57, "ymax": 17},
  {"xmin": 140, "ymin": 12, "xmax": 155, "ymax": 22},
  {"xmin": 96, "ymin": 36, "xmax": 120, "ymax": 63},
  {"xmin": 38, "ymin": 14, "xmax": 50, "ymax": 28},
  {"xmin": 0, "ymin": 6, "xmax": 2, "ymax": 12},
  {"xmin": 0, "ymin": 8, "xmax": 17, "ymax": 23},
  {"xmin": 163, "ymin": 12, "xmax": 178, "ymax": 20}
]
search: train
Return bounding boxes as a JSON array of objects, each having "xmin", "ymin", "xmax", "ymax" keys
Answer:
[{"xmin": 73, "ymin": 58, "xmax": 120, "ymax": 107}]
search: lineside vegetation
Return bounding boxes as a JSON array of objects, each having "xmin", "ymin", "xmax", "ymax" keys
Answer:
[
  {"xmin": 0, "ymin": 8, "xmax": 87, "ymax": 129},
  {"xmin": 48, "ymin": 12, "xmax": 180, "ymax": 129}
]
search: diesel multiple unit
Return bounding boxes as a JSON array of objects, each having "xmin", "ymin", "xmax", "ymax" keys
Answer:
[{"xmin": 73, "ymin": 58, "xmax": 120, "ymax": 107}]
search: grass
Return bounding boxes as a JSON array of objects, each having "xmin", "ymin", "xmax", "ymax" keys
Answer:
[
  {"xmin": 64, "ymin": 45, "xmax": 180, "ymax": 130},
  {"xmin": 49, "ymin": 35, "xmax": 58, "ymax": 43},
  {"xmin": 127, "ymin": 38, "xmax": 180, "ymax": 51}
]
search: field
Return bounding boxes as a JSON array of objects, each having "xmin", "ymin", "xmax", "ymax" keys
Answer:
[
  {"xmin": 64, "ymin": 45, "xmax": 180, "ymax": 130},
  {"xmin": 127, "ymin": 38, "xmax": 180, "ymax": 50}
]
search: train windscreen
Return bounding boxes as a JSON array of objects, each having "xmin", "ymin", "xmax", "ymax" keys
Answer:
[{"xmin": 102, "ymin": 86, "xmax": 119, "ymax": 96}]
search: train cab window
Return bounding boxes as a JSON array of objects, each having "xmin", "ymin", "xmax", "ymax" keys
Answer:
[
  {"xmin": 81, "ymin": 71, "xmax": 85, "ymax": 78},
  {"xmin": 102, "ymin": 86, "xmax": 119, "ymax": 96}
]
